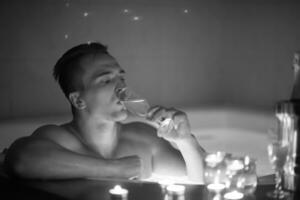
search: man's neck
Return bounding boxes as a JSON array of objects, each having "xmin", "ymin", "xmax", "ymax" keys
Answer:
[{"xmin": 70, "ymin": 114, "xmax": 120, "ymax": 158}]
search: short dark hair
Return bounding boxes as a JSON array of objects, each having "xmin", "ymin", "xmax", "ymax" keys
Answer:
[{"xmin": 53, "ymin": 42, "xmax": 109, "ymax": 97}]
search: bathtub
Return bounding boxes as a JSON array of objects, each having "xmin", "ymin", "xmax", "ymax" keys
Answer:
[{"xmin": 0, "ymin": 107, "xmax": 275, "ymax": 177}]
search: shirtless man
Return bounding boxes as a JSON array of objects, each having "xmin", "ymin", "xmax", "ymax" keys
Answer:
[{"xmin": 4, "ymin": 43, "xmax": 205, "ymax": 182}]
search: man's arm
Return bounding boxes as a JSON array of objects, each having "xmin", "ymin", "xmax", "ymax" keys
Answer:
[
  {"xmin": 148, "ymin": 107, "xmax": 206, "ymax": 183},
  {"xmin": 4, "ymin": 126, "xmax": 141, "ymax": 180},
  {"xmin": 173, "ymin": 135, "xmax": 206, "ymax": 183},
  {"xmin": 152, "ymin": 133, "xmax": 205, "ymax": 183}
]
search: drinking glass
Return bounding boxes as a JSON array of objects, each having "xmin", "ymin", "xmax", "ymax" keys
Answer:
[
  {"xmin": 117, "ymin": 87, "xmax": 173, "ymax": 129},
  {"xmin": 242, "ymin": 156, "xmax": 257, "ymax": 194},
  {"xmin": 204, "ymin": 152, "xmax": 229, "ymax": 200},
  {"xmin": 204, "ymin": 152, "xmax": 228, "ymax": 192},
  {"xmin": 224, "ymin": 156, "xmax": 245, "ymax": 200},
  {"xmin": 117, "ymin": 87, "xmax": 150, "ymax": 117},
  {"xmin": 267, "ymin": 141, "xmax": 289, "ymax": 199}
]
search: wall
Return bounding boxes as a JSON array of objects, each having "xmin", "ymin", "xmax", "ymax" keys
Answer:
[{"xmin": 0, "ymin": 0, "xmax": 299, "ymax": 119}]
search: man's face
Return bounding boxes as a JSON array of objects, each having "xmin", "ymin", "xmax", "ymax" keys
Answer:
[{"xmin": 78, "ymin": 53, "xmax": 128, "ymax": 121}]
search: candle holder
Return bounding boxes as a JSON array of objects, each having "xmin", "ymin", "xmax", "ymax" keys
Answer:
[
  {"xmin": 158, "ymin": 179, "xmax": 175, "ymax": 197},
  {"xmin": 224, "ymin": 156, "xmax": 245, "ymax": 200},
  {"xmin": 242, "ymin": 156, "xmax": 257, "ymax": 194},
  {"xmin": 166, "ymin": 184, "xmax": 185, "ymax": 200},
  {"xmin": 204, "ymin": 152, "xmax": 229, "ymax": 193}
]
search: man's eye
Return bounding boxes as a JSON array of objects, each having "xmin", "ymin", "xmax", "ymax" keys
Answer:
[{"xmin": 103, "ymin": 79, "xmax": 111, "ymax": 84}]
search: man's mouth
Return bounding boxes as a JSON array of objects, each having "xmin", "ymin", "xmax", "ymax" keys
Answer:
[{"xmin": 116, "ymin": 99, "xmax": 126, "ymax": 111}]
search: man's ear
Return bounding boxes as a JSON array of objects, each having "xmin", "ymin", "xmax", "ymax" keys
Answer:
[{"xmin": 68, "ymin": 92, "xmax": 87, "ymax": 110}]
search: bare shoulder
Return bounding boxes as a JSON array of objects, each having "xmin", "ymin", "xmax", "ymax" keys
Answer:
[
  {"xmin": 30, "ymin": 124, "xmax": 79, "ymax": 148},
  {"xmin": 32, "ymin": 124, "xmax": 69, "ymax": 139}
]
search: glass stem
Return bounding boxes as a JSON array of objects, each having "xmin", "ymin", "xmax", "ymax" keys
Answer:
[{"xmin": 275, "ymin": 169, "xmax": 283, "ymax": 192}]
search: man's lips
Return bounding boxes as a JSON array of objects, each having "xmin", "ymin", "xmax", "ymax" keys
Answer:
[{"xmin": 115, "ymin": 98, "xmax": 126, "ymax": 110}]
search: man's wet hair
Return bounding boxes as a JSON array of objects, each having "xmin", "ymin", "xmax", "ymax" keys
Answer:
[{"xmin": 53, "ymin": 42, "xmax": 109, "ymax": 97}]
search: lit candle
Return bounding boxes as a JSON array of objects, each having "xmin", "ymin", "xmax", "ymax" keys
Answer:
[
  {"xmin": 207, "ymin": 170, "xmax": 225, "ymax": 192},
  {"xmin": 224, "ymin": 191, "xmax": 244, "ymax": 200},
  {"xmin": 158, "ymin": 179, "xmax": 174, "ymax": 194},
  {"xmin": 207, "ymin": 183, "xmax": 226, "ymax": 192},
  {"xmin": 166, "ymin": 185, "xmax": 185, "ymax": 200},
  {"xmin": 158, "ymin": 179, "xmax": 174, "ymax": 187},
  {"xmin": 109, "ymin": 185, "xmax": 128, "ymax": 200}
]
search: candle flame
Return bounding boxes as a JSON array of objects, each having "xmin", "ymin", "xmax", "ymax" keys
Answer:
[
  {"xmin": 166, "ymin": 184, "xmax": 185, "ymax": 194},
  {"xmin": 109, "ymin": 185, "xmax": 128, "ymax": 195}
]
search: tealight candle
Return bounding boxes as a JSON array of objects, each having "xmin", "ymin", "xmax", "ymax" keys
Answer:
[
  {"xmin": 206, "ymin": 170, "xmax": 226, "ymax": 192},
  {"xmin": 109, "ymin": 185, "xmax": 128, "ymax": 200},
  {"xmin": 158, "ymin": 179, "xmax": 174, "ymax": 194},
  {"xmin": 158, "ymin": 179, "xmax": 174, "ymax": 187},
  {"xmin": 223, "ymin": 191, "xmax": 244, "ymax": 200},
  {"xmin": 166, "ymin": 185, "xmax": 185, "ymax": 200},
  {"xmin": 207, "ymin": 183, "xmax": 226, "ymax": 192}
]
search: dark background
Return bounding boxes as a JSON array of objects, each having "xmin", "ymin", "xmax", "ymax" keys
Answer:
[{"xmin": 0, "ymin": 0, "xmax": 300, "ymax": 119}]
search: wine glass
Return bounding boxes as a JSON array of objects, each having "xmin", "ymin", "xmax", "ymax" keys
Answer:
[
  {"xmin": 117, "ymin": 87, "xmax": 150, "ymax": 118},
  {"xmin": 267, "ymin": 141, "xmax": 289, "ymax": 199},
  {"xmin": 117, "ymin": 87, "xmax": 173, "ymax": 129}
]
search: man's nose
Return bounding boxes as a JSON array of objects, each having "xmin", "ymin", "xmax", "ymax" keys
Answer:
[
  {"xmin": 115, "ymin": 80, "xmax": 127, "ymax": 96},
  {"xmin": 116, "ymin": 78, "xmax": 126, "ymax": 88}
]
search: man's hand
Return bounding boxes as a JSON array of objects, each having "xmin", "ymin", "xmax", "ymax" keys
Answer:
[
  {"xmin": 147, "ymin": 106, "xmax": 192, "ymax": 143},
  {"xmin": 112, "ymin": 155, "xmax": 142, "ymax": 179}
]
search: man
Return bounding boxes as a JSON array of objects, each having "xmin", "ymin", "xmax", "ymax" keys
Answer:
[{"xmin": 4, "ymin": 43, "xmax": 205, "ymax": 182}]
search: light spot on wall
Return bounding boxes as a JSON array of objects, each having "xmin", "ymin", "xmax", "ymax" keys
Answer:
[
  {"xmin": 83, "ymin": 12, "xmax": 89, "ymax": 17},
  {"xmin": 123, "ymin": 9, "xmax": 131, "ymax": 14},
  {"xmin": 131, "ymin": 16, "xmax": 142, "ymax": 21},
  {"xmin": 183, "ymin": 9, "xmax": 189, "ymax": 14}
]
